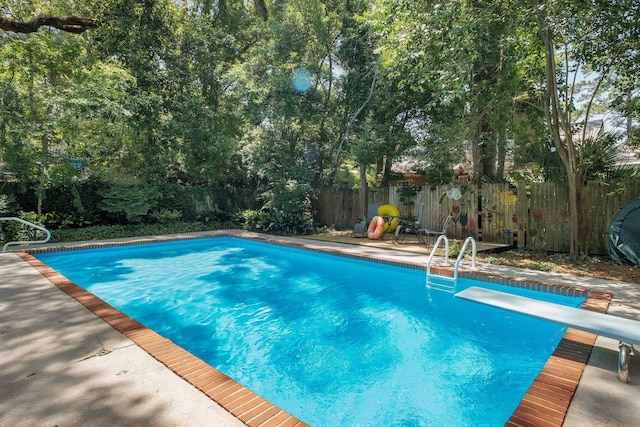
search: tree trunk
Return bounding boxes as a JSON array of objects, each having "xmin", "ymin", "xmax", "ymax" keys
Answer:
[
  {"xmin": 536, "ymin": 0, "xmax": 582, "ymax": 256},
  {"xmin": 496, "ymin": 130, "xmax": 506, "ymax": 181},
  {"xmin": 472, "ymin": 119, "xmax": 497, "ymax": 183},
  {"xmin": 360, "ymin": 163, "xmax": 368, "ymax": 216},
  {"xmin": 567, "ymin": 171, "xmax": 582, "ymax": 256},
  {"xmin": 253, "ymin": 0, "xmax": 268, "ymax": 20}
]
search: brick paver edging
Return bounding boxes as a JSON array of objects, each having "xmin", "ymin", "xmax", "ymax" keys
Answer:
[{"xmin": 19, "ymin": 233, "xmax": 613, "ymax": 426}]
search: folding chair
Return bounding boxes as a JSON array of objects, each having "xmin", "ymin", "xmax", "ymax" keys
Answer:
[
  {"xmin": 393, "ymin": 203, "xmax": 425, "ymax": 244},
  {"xmin": 352, "ymin": 203, "xmax": 379, "ymax": 237},
  {"xmin": 418, "ymin": 215, "xmax": 453, "ymax": 246}
]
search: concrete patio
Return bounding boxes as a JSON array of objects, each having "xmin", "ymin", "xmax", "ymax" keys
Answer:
[{"xmin": 1, "ymin": 230, "xmax": 639, "ymax": 426}]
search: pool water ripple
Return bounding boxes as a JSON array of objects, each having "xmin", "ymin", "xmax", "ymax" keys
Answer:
[{"xmin": 36, "ymin": 237, "xmax": 585, "ymax": 426}]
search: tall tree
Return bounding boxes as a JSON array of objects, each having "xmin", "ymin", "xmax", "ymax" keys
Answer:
[
  {"xmin": 91, "ymin": 0, "xmax": 251, "ymax": 185},
  {"xmin": 531, "ymin": 0, "xmax": 640, "ymax": 256},
  {"xmin": 233, "ymin": 0, "xmax": 361, "ymax": 228},
  {"xmin": 365, "ymin": 0, "xmax": 525, "ymax": 184},
  {"xmin": 0, "ymin": 17, "xmax": 103, "ymax": 213}
]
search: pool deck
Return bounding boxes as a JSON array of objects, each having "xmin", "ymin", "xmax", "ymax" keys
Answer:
[{"xmin": 1, "ymin": 229, "xmax": 639, "ymax": 426}]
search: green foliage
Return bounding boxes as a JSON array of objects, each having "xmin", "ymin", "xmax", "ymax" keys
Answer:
[
  {"xmin": 238, "ymin": 209, "xmax": 264, "ymax": 229},
  {"xmin": 513, "ymin": 127, "xmax": 625, "ymax": 184},
  {"xmin": 46, "ymin": 221, "xmax": 233, "ymax": 244},
  {"xmin": 98, "ymin": 179, "xmax": 158, "ymax": 223},
  {"xmin": 47, "ymin": 210, "xmax": 97, "ymax": 230},
  {"xmin": 257, "ymin": 178, "xmax": 315, "ymax": 235},
  {"xmin": 396, "ymin": 184, "xmax": 421, "ymax": 218},
  {"xmin": 0, "ymin": 211, "xmax": 50, "ymax": 245},
  {"xmin": 2, "ymin": 0, "xmax": 638, "ymax": 246},
  {"xmin": 364, "ymin": 0, "xmax": 525, "ymax": 183},
  {"xmin": 448, "ymin": 240, "xmax": 460, "ymax": 258},
  {"xmin": 333, "ymin": 164, "xmax": 360, "ymax": 189},
  {"xmin": 239, "ymin": 208, "xmax": 314, "ymax": 236},
  {"xmin": 260, "ymin": 210, "xmax": 315, "ymax": 235},
  {"xmin": 0, "ymin": 193, "xmax": 17, "ymax": 214},
  {"xmin": 149, "ymin": 208, "xmax": 183, "ymax": 224}
]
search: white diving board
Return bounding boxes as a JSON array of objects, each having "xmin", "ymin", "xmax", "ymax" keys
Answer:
[
  {"xmin": 455, "ymin": 286, "xmax": 640, "ymax": 345},
  {"xmin": 455, "ymin": 286, "xmax": 639, "ymax": 382}
]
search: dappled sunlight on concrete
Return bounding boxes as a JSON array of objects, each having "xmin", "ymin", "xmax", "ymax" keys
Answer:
[{"xmin": 0, "ymin": 252, "xmax": 243, "ymax": 427}]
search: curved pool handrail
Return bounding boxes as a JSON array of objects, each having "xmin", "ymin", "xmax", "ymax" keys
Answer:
[
  {"xmin": 425, "ymin": 235, "xmax": 453, "ymax": 291},
  {"xmin": 427, "ymin": 236, "xmax": 477, "ymax": 293},
  {"xmin": 453, "ymin": 237, "xmax": 477, "ymax": 283},
  {"xmin": 0, "ymin": 217, "xmax": 51, "ymax": 252}
]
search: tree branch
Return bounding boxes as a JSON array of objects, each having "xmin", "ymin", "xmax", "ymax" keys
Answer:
[
  {"xmin": 253, "ymin": 0, "xmax": 268, "ymax": 21},
  {"xmin": 0, "ymin": 15, "xmax": 98, "ymax": 34},
  {"xmin": 333, "ymin": 66, "xmax": 378, "ymax": 166}
]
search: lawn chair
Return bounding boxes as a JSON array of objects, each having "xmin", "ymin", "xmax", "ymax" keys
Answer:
[
  {"xmin": 352, "ymin": 203, "xmax": 379, "ymax": 237},
  {"xmin": 393, "ymin": 203, "xmax": 425, "ymax": 244},
  {"xmin": 418, "ymin": 215, "xmax": 453, "ymax": 246}
]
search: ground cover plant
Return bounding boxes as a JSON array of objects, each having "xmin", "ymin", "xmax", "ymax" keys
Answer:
[{"xmin": 476, "ymin": 249, "xmax": 640, "ymax": 284}]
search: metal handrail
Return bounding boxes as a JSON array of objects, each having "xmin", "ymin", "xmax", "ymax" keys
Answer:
[
  {"xmin": 426, "ymin": 236, "xmax": 477, "ymax": 293},
  {"xmin": 426, "ymin": 235, "xmax": 452, "ymax": 290},
  {"xmin": 453, "ymin": 237, "xmax": 477, "ymax": 283},
  {"xmin": 0, "ymin": 217, "xmax": 51, "ymax": 252}
]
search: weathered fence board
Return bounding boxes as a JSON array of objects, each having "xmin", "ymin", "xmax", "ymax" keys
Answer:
[
  {"xmin": 318, "ymin": 180, "xmax": 640, "ymax": 255},
  {"xmin": 478, "ymin": 183, "xmax": 516, "ymax": 244},
  {"xmin": 527, "ymin": 183, "xmax": 570, "ymax": 252}
]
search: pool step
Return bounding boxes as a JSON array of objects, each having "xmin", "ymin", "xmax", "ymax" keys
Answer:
[
  {"xmin": 426, "ymin": 274, "xmax": 455, "ymax": 293},
  {"xmin": 425, "ymin": 236, "xmax": 476, "ymax": 294}
]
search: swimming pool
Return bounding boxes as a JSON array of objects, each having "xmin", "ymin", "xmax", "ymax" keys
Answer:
[{"xmin": 35, "ymin": 237, "xmax": 585, "ymax": 426}]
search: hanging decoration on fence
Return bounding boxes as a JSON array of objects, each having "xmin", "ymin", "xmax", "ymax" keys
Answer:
[
  {"xmin": 532, "ymin": 209, "xmax": 544, "ymax": 221},
  {"xmin": 460, "ymin": 212, "xmax": 469, "ymax": 228},
  {"xmin": 497, "ymin": 189, "xmax": 517, "ymax": 207},
  {"xmin": 451, "ymin": 204, "xmax": 460, "ymax": 224},
  {"xmin": 446, "ymin": 187, "xmax": 462, "ymax": 200},
  {"xmin": 438, "ymin": 186, "xmax": 463, "ymax": 203}
]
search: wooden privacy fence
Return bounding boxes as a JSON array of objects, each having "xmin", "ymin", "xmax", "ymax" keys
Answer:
[{"xmin": 317, "ymin": 180, "xmax": 640, "ymax": 255}]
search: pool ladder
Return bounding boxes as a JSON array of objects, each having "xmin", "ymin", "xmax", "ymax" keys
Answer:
[
  {"xmin": 0, "ymin": 217, "xmax": 51, "ymax": 252},
  {"xmin": 426, "ymin": 236, "xmax": 476, "ymax": 293}
]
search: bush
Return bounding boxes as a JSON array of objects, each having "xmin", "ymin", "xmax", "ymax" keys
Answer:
[
  {"xmin": 260, "ymin": 211, "xmax": 314, "ymax": 235},
  {"xmin": 98, "ymin": 179, "xmax": 159, "ymax": 223},
  {"xmin": 238, "ymin": 209, "xmax": 314, "ymax": 235},
  {"xmin": 149, "ymin": 209, "xmax": 183, "ymax": 224},
  {"xmin": 238, "ymin": 209, "xmax": 264, "ymax": 230},
  {"xmin": 255, "ymin": 179, "xmax": 316, "ymax": 235},
  {"xmin": 47, "ymin": 221, "xmax": 237, "ymax": 243},
  {"xmin": 46, "ymin": 210, "xmax": 99, "ymax": 230}
]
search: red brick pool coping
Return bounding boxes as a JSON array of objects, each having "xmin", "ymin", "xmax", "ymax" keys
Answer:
[{"xmin": 17, "ymin": 233, "xmax": 613, "ymax": 427}]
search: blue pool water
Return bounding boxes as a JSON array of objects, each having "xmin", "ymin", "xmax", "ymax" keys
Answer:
[{"xmin": 36, "ymin": 237, "xmax": 584, "ymax": 426}]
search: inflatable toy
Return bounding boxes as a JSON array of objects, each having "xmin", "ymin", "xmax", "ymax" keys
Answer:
[
  {"xmin": 378, "ymin": 204, "xmax": 400, "ymax": 232},
  {"xmin": 367, "ymin": 215, "xmax": 385, "ymax": 240}
]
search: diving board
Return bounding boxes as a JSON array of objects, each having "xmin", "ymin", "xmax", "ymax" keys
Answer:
[{"xmin": 455, "ymin": 286, "xmax": 639, "ymax": 382}]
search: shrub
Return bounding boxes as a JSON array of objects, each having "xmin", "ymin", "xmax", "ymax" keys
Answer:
[
  {"xmin": 98, "ymin": 179, "xmax": 158, "ymax": 223},
  {"xmin": 256, "ymin": 179, "xmax": 315, "ymax": 235},
  {"xmin": 238, "ymin": 208, "xmax": 314, "ymax": 235},
  {"xmin": 238, "ymin": 209, "xmax": 263, "ymax": 230},
  {"xmin": 47, "ymin": 221, "xmax": 221, "ymax": 243},
  {"xmin": 149, "ymin": 209, "xmax": 183, "ymax": 224}
]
